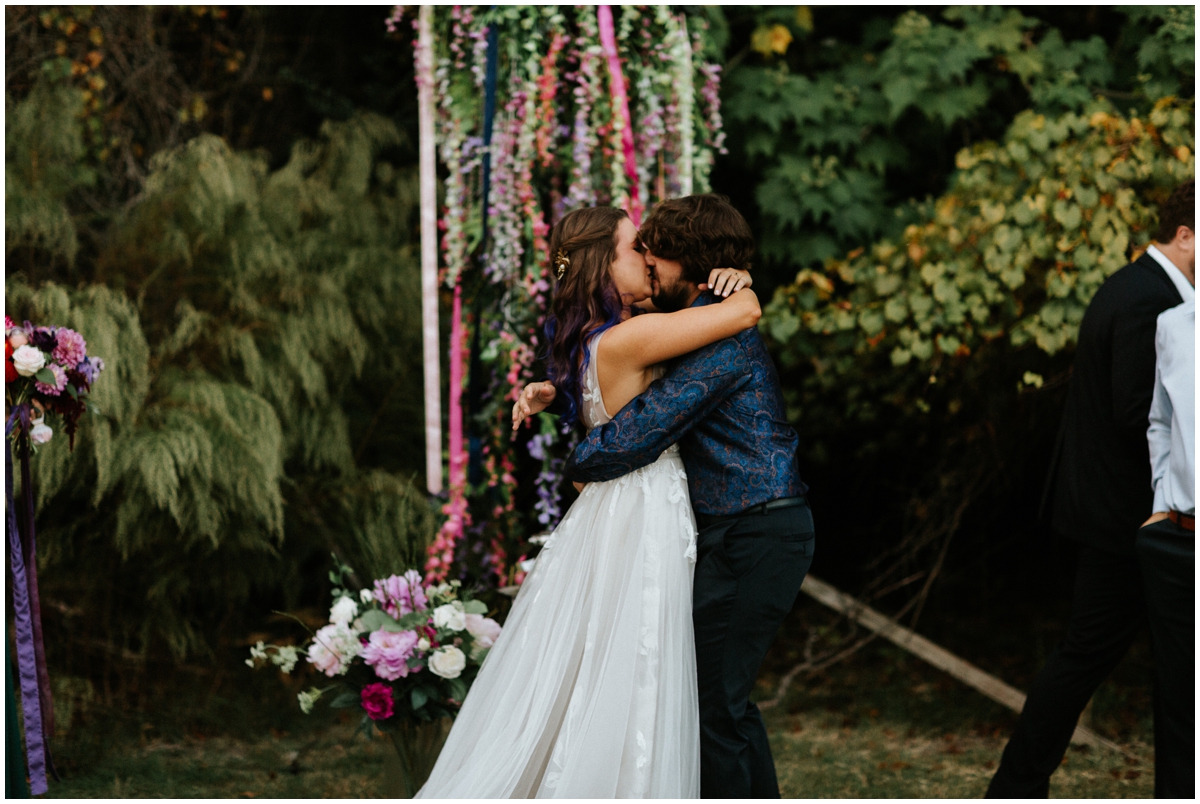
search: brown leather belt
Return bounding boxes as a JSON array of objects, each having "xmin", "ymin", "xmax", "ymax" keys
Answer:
[{"xmin": 1168, "ymin": 510, "xmax": 1195, "ymax": 531}]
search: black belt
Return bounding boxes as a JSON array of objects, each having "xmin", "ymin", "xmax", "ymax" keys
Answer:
[{"xmin": 696, "ymin": 496, "xmax": 808, "ymax": 527}]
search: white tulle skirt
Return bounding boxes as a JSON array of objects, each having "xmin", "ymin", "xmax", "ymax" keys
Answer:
[{"xmin": 415, "ymin": 446, "xmax": 700, "ymax": 799}]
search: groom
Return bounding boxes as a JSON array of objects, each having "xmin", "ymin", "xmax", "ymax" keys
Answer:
[{"xmin": 565, "ymin": 194, "xmax": 813, "ymax": 798}]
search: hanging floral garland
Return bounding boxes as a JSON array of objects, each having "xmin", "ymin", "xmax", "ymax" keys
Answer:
[{"xmin": 407, "ymin": 6, "xmax": 725, "ymax": 588}]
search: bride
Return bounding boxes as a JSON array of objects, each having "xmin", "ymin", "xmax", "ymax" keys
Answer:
[{"xmin": 415, "ymin": 206, "xmax": 758, "ymax": 798}]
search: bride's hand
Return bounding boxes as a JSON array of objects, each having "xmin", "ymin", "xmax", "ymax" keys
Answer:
[
  {"xmin": 512, "ymin": 381, "xmax": 558, "ymax": 430},
  {"xmin": 699, "ymin": 267, "xmax": 751, "ymax": 297}
]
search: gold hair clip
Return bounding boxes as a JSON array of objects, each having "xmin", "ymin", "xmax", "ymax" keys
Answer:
[{"xmin": 554, "ymin": 249, "xmax": 571, "ymax": 280}]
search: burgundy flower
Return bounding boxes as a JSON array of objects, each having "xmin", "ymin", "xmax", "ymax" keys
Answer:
[{"xmin": 361, "ymin": 682, "xmax": 395, "ymax": 721}]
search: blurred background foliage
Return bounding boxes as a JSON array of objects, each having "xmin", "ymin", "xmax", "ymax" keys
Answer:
[{"xmin": 3, "ymin": 4, "xmax": 1195, "ymax": 721}]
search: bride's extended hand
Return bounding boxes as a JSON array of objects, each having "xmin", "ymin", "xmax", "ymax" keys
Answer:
[
  {"xmin": 512, "ymin": 381, "xmax": 558, "ymax": 430},
  {"xmin": 699, "ymin": 267, "xmax": 752, "ymax": 297}
]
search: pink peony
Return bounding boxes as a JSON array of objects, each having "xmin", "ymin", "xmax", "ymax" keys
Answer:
[
  {"xmin": 52, "ymin": 328, "xmax": 86, "ymax": 368},
  {"xmin": 34, "ymin": 363, "xmax": 67, "ymax": 396},
  {"xmin": 464, "ymin": 614, "xmax": 502, "ymax": 650},
  {"xmin": 373, "ymin": 570, "xmax": 429, "ymax": 618},
  {"xmin": 361, "ymin": 629, "xmax": 420, "ymax": 681},
  {"xmin": 361, "ymin": 683, "xmax": 395, "ymax": 721}
]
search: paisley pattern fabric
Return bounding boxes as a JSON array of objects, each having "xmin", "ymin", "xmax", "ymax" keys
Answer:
[
  {"xmin": 416, "ymin": 332, "xmax": 700, "ymax": 798},
  {"xmin": 565, "ymin": 293, "xmax": 806, "ymax": 516}
]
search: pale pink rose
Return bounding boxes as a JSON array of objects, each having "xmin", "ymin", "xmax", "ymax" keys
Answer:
[
  {"xmin": 464, "ymin": 614, "xmax": 501, "ymax": 649},
  {"xmin": 8, "ymin": 329, "xmax": 28, "ymax": 349},
  {"xmin": 307, "ymin": 623, "xmax": 359, "ymax": 677},
  {"xmin": 361, "ymin": 629, "xmax": 420, "ymax": 681},
  {"xmin": 11, "ymin": 345, "xmax": 44, "ymax": 376}
]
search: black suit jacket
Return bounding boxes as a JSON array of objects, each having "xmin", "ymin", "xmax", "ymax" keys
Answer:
[{"xmin": 1049, "ymin": 252, "xmax": 1185, "ymax": 554}]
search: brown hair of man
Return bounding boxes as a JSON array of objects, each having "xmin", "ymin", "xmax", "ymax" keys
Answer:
[
  {"xmin": 638, "ymin": 193, "xmax": 755, "ymax": 285},
  {"xmin": 1154, "ymin": 179, "xmax": 1195, "ymax": 243}
]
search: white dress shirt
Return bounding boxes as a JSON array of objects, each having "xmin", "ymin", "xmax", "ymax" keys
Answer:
[
  {"xmin": 1148, "ymin": 300, "xmax": 1195, "ymax": 517},
  {"xmin": 1146, "ymin": 244, "xmax": 1195, "ymax": 303}
]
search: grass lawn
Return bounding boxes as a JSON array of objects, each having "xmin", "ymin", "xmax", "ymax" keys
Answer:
[
  {"xmin": 28, "ymin": 576, "xmax": 1155, "ymax": 799},
  {"xmin": 760, "ymin": 643, "xmax": 1152, "ymax": 798},
  {"xmin": 39, "ymin": 630, "xmax": 1153, "ymax": 799}
]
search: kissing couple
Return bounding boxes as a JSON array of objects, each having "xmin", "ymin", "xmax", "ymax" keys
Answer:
[{"xmin": 417, "ymin": 195, "xmax": 814, "ymax": 798}]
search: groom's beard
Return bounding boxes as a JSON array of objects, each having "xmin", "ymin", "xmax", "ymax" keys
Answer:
[{"xmin": 652, "ymin": 279, "xmax": 695, "ymax": 312}]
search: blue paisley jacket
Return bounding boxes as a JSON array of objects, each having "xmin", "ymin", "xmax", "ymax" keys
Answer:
[{"xmin": 563, "ymin": 293, "xmax": 807, "ymax": 516}]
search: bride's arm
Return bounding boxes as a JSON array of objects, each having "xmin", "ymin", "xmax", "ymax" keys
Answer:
[{"xmin": 603, "ymin": 287, "xmax": 760, "ymax": 373}]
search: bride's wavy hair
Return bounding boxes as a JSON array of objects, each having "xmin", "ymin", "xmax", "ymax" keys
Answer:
[{"xmin": 543, "ymin": 207, "xmax": 629, "ymax": 427}]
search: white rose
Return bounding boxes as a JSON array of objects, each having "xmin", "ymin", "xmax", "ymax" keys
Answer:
[
  {"xmin": 432, "ymin": 602, "xmax": 466, "ymax": 632},
  {"xmin": 417, "ymin": 637, "xmax": 431, "ymax": 652},
  {"xmin": 12, "ymin": 345, "xmax": 45, "ymax": 377},
  {"xmin": 329, "ymin": 596, "xmax": 358, "ymax": 625},
  {"xmin": 29, "ymin": 421, "xmax": 53, "ymax": 445},
  {"xmin": 428, "ymin": 645, "xmax": 467, "ymax": 679}
]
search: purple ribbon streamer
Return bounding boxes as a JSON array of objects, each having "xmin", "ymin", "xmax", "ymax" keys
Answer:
[{"xmin": 6, "ymin": 407, "xmax": 48, "ymax": 795}]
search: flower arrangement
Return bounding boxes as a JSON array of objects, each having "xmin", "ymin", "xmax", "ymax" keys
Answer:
[
  {"xmin": 406, "ymin": 6, "xmax": 726, "ymax": 591},
  {"xmin": 5, "ymin": 316, "xmax": 105, "ymax": 448},
  {"xmin": 248, "ymin": 558, "xmax": 501, "ymax": 730}
]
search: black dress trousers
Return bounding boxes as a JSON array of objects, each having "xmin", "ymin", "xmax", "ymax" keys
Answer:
[
  {"xmin": 985, "ymin": 546, "xmax": 1145, "ymax": 798},
  {"xmin": 693, "ymin": 503, "xmax": 815, "ymax": 799},
  {"xmin": 1136, "ymin": 517, "xmax": 1195, "ymax": 799}
]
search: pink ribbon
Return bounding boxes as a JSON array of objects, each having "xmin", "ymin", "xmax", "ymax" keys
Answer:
[
  {"xmin": 425, "ymin": 282, "xmax": 468, "ymax": 581},
  {"xmin": 597, "ymin": 6, "xmax": 642, "ymax": 226}
]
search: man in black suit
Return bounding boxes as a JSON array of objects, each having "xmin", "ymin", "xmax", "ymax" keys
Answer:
[{"xmin": 986, "ymin": 180, "xmax": 1194, "ymax": 798}]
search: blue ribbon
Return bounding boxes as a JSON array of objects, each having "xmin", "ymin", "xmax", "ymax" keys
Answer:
[
  {"xmin": 467, "ymin": 19, "xmax": 501, "ymax": 487},
  {"xmin": 479, "ymin": 20, "xmax": 499, "ymax": 245},
  {"xmin": 6, "ymin": 406, "xmax": 47, "ymax": 795}
]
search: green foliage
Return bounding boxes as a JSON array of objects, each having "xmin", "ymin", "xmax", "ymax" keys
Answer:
[
  {"xmin": 763, "ymin": 97, "xmax": 1194, "ymax": 435},
  {"xmin": 724, "ymin": 6, "xmax": 1193, "ymax": 271},
  {"xmin": 5, "ymin": 81, "xmax": 94, "ymax": 265},
  {"xmin": 6, "ymin": 79, "xmax": 432, "ymax": 663}
]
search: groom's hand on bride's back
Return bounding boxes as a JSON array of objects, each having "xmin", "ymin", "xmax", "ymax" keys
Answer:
[{"xmin": 512, "ymin": 381, "xmax": 557, "ymax": 430}]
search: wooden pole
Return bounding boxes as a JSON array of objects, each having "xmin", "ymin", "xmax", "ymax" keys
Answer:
[
  {"xmin": 780, "ymin": 575, "xmax": 1133, "ymax": 756},
  {"xmin": 417, "ymin": 6, "xmax": 442, "ymax": 495}
]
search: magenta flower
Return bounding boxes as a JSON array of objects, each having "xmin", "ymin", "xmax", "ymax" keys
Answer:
[
  {"xmin": 361, "ymin": 683, "xmax": 395, "ymax": 721},
  {"xmin": 34, "ymin": 363, "xmax": 67, "ymax": 396},
  {"xmin": 361, "ymin": 629, "xmax": 420, "ymax": 681},
  {"xmin": 373, "ymin": 571, "xmax": 429, "ymax": 618},
  {"xmin": 52, "ymin": 328, "xmax": 86, "ymax": 368}
]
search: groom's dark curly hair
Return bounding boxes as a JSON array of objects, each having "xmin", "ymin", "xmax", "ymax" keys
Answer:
[{"xmin": 638, "ymin": 194, "xmax": 756, "ymax": 284}]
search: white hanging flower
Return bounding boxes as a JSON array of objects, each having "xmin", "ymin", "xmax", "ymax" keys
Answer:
[
  {"xmin": 271, "ymin": 645, "xmax": 300, "ymax": 674},
  {"xmin": 297, "ymin": 688, "xmax": 323, "ymax": 715},
  {"xmin": 329, "ymin": 596, "xmax": 358, "ymax": 625},
  {"xmin": 359, "ymin": 588, "xmax": 376, "ymax": 605}
]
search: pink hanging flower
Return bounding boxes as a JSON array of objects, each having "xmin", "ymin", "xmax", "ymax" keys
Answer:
[
  {"xmin": 361, "ymin": 629, "xmax": 420, "ymax": 681},
  {"xmin": 361, "ymin": 683, "xmax": 395, "ymax": 720},
  {"xmin": 52, "ymin": 328, "xmax": 86, "ymax": 368},
  {"xmin": 34, "ymin": 363, "xmax": 68, "ymax": 396}
]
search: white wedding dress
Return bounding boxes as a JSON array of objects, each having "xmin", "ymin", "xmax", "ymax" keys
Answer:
[{"xmin": 416, "ymin": 332, "xmax": 700, "ymax": 798}]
